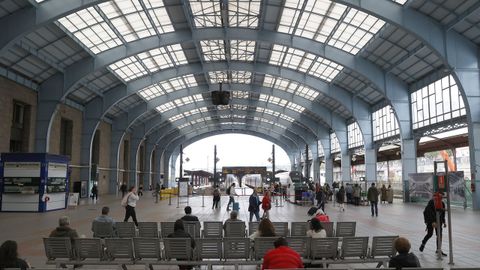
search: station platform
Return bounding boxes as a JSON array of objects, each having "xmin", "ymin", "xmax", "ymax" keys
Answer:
[{"xmin": 1, "ymin": 193, "xmax": 479, "ymax": 269}]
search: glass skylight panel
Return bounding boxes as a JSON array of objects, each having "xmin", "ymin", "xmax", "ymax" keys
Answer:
[
  {"xmin": 328, "ymin": 9, "xmax": 385, "ymax": 55},
  {"xmin": 330, "ymin": 132, "xmax": 341, "ymax": 153},
  {"xmin": 178, "ymin": 123, "xmax": 190, "ymax": 129},
  {"xmin": 138, "ymin": 84, "xmax": 164, "ymax": 100},
  {"xmin": 269, "ymin": 45, "xmax": 315, "ymax": 72},
  {"xmin": 142, "ymin": 0, "xmax": 174, "ymax": 32},
  {"xmin": 391, "ymin": 0, "xmax": 407, "ymax": 5},
  {"xmin": 138, "ymin": 45, "xmax": 187, "ymax": 72},
  {"xmin": 231, "ymin": 40, "xmax": 256, "ymax": 61},
  {"xmin": 277, "ymin": 0, "xmax": 385, "ymax": 55},
  {"xmin": 160, "ymin": 74, "xmax": 198, "ymax": 93},
  {"xmin": 189, "ymin": 0, "xmax": 260, "ymax": 28},
  {"xmin": 411, "ymin": 75, "xmax": 466, "ymax": 129},
  {"xmin": 296, "ymin": 85, "xmax": 319, "ymax": 100},
  {"xmin": 99, "ymin": 0, "xmax": 156, "ymax": 42},
  {"xmin": 262, "ymin": 75, "xmax": 319, "ymax": 101},
  {"xmin": 156, "ymin": 101, "xmax": 175, "ymax": 113},
  {"xmin": 208, "ymin": 71, "xmax": 228, "ymax": 83},
  {"xmin": 232, "ymin": 71, "xmax": 252, "ymax": 84},
  {"xmin": 200, "ymin": 40, "xmax": 226, "ymax": 61},
  {"xmin": 232, "ymin": 91, "xmax": 250, "ymax": 99},
  {"xmin": 286, "ymin": 102, "xmax": 305, "ymax": 113},
  {"xmin": 372, "ymin": 105, "xmax": 399, "ymax": 141},
  {"xmin": 231, "ymin": 104, "xmax": 248, "ymax": 111},
  {"xmin": 138, "ymin": 74, "xmax": 198, "ymax": 100},
  {"xmin": 109, "ymin": 56, "xmax": 148, "ymax": 81},
  {"xmin": 169, "ymin": 114, "xmax": 184, "ymax": 122},
  {"xmin": 109, "ymin": 45, "xmax": 187, "ymax": 81},
  {"xmin": 348, "ymin": 122, "xmax": 364, "ymax": 149},
  {"xmin": 308, "ymin": 57, "xmax": 343, "ymax": 82},
  {"xmin": 280, "ymin": 114, "xmax": 295, "ymax": 122},
  {"xmin": 190, "ymin": 0, "xmax": 222, "ymax": 28},
  {"xmin": 35, "ymin": 0, "xmax": 46, "ymax": 3},
  {"xmin": 57, "ymin": 7, "xmax": 122, "ymax": 54},
  {"xmin": 229, "ymin": 0, "xmax": 261, "ymax": 28},
  {"xmin": 263, "ymin": 108, "xmax": 281, "ymax": 117}
]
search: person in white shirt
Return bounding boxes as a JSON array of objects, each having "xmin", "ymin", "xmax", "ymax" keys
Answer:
[
  {"xmin": 306, "ymin": 218, "xmax": 326, "ymax": 238},
  {"xmin": 123, "ymin": 186, "xmax": 140, "ymax": 226}
]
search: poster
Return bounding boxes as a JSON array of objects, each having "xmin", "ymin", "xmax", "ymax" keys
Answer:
[
  {"xmin": 179, "ymin": 180, "xmax": 188, "ymax": 197},
  {"xmin": 68, "ymin": 193, "xmax": 79, "ymax": 206},
  {"xmin": 408, "ymin": 173, "xmax": 434, "ymax": 202},
  {"xmin": 448, "ymin": 171, "xmax": 465, "ymax": 202}
]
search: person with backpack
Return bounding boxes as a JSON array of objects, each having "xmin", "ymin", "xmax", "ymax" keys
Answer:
[
  {"xmin": 262, "ymin": 190, "xmax": 272, "ymax": 219},
  {"xmin": 419, "ymin": 194, "xmax": 447, "ymax": 256},
  {"xmin": 336, "ymin": 185, "xmax": 345, "ymax": 211},
  {"xmin": 212, "ymin": 185, "xmax": 221, "ymax": 209},
  {"xmin": 226, "ymin": 183, "xmax": 236, "ymax": 211}
]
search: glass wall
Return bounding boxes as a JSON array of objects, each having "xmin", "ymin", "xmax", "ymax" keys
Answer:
[{"xmin": 348, "ymin": 122, "xmax": 364, "ymax": 149}]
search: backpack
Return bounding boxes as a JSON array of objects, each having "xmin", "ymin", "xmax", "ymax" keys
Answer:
[
  {"xmin": 262, "ymin": 199, "xmax": 271, "ymax": 210},
  {"xmin": 226, "ymin": 187, "xmax": 231, "ymax": 195},
  {"xmin": 121, "ymin": 194, "xmax": 130, "ymax": 207},
  {"xmin": 213, "ymin": 189, "xmax": 220, "ymax": 197}
]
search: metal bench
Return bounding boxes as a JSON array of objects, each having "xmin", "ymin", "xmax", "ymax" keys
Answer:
[
  {"xmin": 248, "ymin": 221, "xmax": 259, "ymax": 236},
  {"xmin": 336, "ymin": 221, "xmax": 356, "ymax": 237},
  {"xmin": 224, "ymin": 221, "xmax": 246, "ymax": 237},
  {"xmin": 138, "ymin": 222, "xmax": 159, "ymax": 238},
  {"xmin": 202, "ymin": 221, "xmax": 223, "ymax": 238},
  {"xmin": 253, "ymin": 237, "xmax": 277, "ymax": 260},
  {"xmin": 43, "ymin": 237, "xmax": 75, "ymax": 267},
  {"xmin": 286, "ymin": 236, "xmax": 310, "ymax": 258},
  {"xmin": 272, "ymin": 221, "xmax": 289, "ymax": 237},
  {"xmin": 320, "ymin": 221, "xmax": 334, "ymax": 237},
  {"xmin": 105, "ymin": 238, "xmax": 135, "ymax": 262},
  {"xmin": 291, "ymin": 221, "xmax": 308, "ymax": 236},
  {"xmin": 340, "ymin": 236, "xmax": 369, "ymax": 259},
  {"xmin": 160, "ymin": 221, "xmax": 175, "ymax": 238},
  {"xmin": 370, "ymin": 235, "xmax": 398, "ymax": 267},
  {"xmin": 184, "ymin": 221, "xmax": 201, "ymax": 238},
  {"xmin": 92, "ymin": 221, "xmax": 116, "ymax": 238},
  {"xmin": 116, "ymin": 222, "xmax": 136, "ymax": 238}
]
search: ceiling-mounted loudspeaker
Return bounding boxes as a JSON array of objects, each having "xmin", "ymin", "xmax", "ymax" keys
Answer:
[
  {"xmin": 212, "ymin": 83, "xmax": 230, "ymax": 105},
  {"xmin": 212, "ymin": 91, "xmax": 230, "ymax": 105}
]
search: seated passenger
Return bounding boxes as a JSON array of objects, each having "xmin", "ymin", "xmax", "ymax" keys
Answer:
[
  {"xmin": 181, "ymin": 206, "xmax": 199, "ymax": 222},
  {"xmin": 0, "ymin": 240, "xmax": 30, "ymax": 270},
  {"xmin": 389, "ymin": 237, "xmax": 421, "ymax": 269},
  {"xmin": 223, "ymin": 210, "xmax": 243, "ymax": 230},
  {"xmin": 249, "ymin": 218, "xmax": 276, "ymax": 240},
  {"xmin": 262, "ymin": 237, "xmax": 303, "ymax": 270},
  {"xmin": 167, "ymin": 219, "xmax": 196, "ymax": 270},
  {"xmin": 306, "ymin": 218, "xmax": 326, "ymax": 238},
  {"xmin": 91, "ymin": 206, "xmax": 117, "ymax": 237},
  {"xmin": 50, "ymin": 216, "xmax": 79, "ymax": 241}
]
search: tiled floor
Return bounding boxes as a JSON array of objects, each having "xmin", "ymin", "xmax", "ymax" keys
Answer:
[{"xmin": 1, "ymin": 191, "xmax": 479, "ymax": 269}]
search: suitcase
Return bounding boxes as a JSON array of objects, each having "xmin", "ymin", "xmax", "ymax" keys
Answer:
[{"xmin": 233, "ymin": 202, "xmax": 240, "ymax": 211}]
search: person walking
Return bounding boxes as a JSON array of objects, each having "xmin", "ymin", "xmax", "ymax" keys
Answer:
[
  {"xmin": 122, "ymin": 186, "xmax": 140, "ymax": 227},
  {"xmin": 212, "ymin": 185, "xmax": 221, "ymax": 209},
  {"xmin": 154, "ymin": 182, "xmax": 161, "ymax": 203},
  {"xmin": 226, "ymin": 183, "xmax": 237, "ymax": 211},
  {"xmin": 248, "ymin": 191, "xmax": 261, "ymax": 222},
  {"xmin": 380, "ymin": 184, "xmax": 387, "ymax": 204},
  {"xmin": 336, "ymin": 185, "xmax": 345, "ymax": 211},
  {"xmin": 120, "ymin": 183, "xmax": 127, "ymax": 198},
  {"xmin": 91, "ymin": 184, "xmax": 98, "ymax": 201},
  {"xmin": 316, "ymin": 187, "xmax": 325, "ymax": 212},
  {"xmin": 261, "ymin": 190, "xmax": 272, "ymax": 219},
  {"xmin": 419, "ymin": 195, "xmax": 447, "ymax": 256},
  {"xmin": 353, "ymin": 184, "xmax": 361, "ymax": 206},
  {"xmin": 367, "ymin": 183, "xmax": 379, "ymax": 217}
]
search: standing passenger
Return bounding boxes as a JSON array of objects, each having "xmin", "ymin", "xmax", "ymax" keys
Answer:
[
  {"xmin": 226, "ymin": 183, "xmax": 236, "ymax": 211},
  {"xmin": 261, "ymin": 191, "xmax": 272, "ymax": 219},
  {"xmin": 123, "ymin": 186, "xmax": 140, "ymax": 227},
  {"xmin": 248, "ymin": 191, "xmax": 261, "ymax": 222},
  {"xmin": 212, "ymin": 185, "xmax": 221, "ymax": 209},
  {"xmin": 367, "ymin": 183, "xmax": 379, "ymax": 217},
  {"xmin": 380, "ymin": 184, "xmax": 387, "ymax": 204},
  {"xmin": 337, "ymin": 186, "xmax": 345, "ymax": 211}
]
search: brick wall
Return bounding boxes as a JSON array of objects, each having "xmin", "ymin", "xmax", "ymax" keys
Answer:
[{"xmin": 0, "ymin": 77, "xmax": 37, "ymax": 153}]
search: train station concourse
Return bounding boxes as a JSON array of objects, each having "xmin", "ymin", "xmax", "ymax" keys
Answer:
[{"xmin": 1, "ymin": 0, "xmax": 480, "ymax": 269}]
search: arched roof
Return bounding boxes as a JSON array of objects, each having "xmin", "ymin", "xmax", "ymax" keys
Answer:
[{"xmin": 0, "ymin": 0, "xmax": 477, "ymax": 157}]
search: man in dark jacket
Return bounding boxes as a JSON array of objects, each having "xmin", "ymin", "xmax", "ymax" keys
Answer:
[
  {"xmin": 248, "ymin": 192, "xmax": 261, "ymax": 222},
  {"xmin": 50, "ymin": 216, "xmax": 79, "ymax": 240},
  {"xmin": 168, "ymin": 219, "xmax": 196, "ymax": 270},
  {"xmin": 367, "ymin": 183, "xmax": 379, "ymax": 216},
  {"xmin": 419, "ymin": 195, "xmax": 446, "ymax": 256},
  {"xmin": 181, "ymin": 206, "xmax": 200, "ymax": 222},
  {"xmin": 389, "ymin": 237, "xmax": 421, "ymax": 269}
]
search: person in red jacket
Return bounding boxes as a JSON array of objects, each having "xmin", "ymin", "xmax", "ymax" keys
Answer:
[{"xmin": 262, "ymin": 237, "xmax": 304, "ymax": 270}]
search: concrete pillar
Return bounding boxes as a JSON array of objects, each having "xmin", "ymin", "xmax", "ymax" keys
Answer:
[
  {"xmin": 365, "ymin": 148, "xmax": 377, "ymax": 182},
  {"xmin": 402, "ymin": 139, "xmax": 417, "ymax": 202},
  {"xmin": 325, "ymin": 157, "xmax": 333, "ymax": 185},
  {"xmin": 341, "ymin": 153, "xmax": 351, "ymax": 183}
]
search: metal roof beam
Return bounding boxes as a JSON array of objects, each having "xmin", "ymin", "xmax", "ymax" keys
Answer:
[
  {"xmin": 445, "ymin": 1, "xmax": 480, "ymax": 31},
  {"xmin": 0, "ymin": 0, "xmax": 109, "ymax": 55}
]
